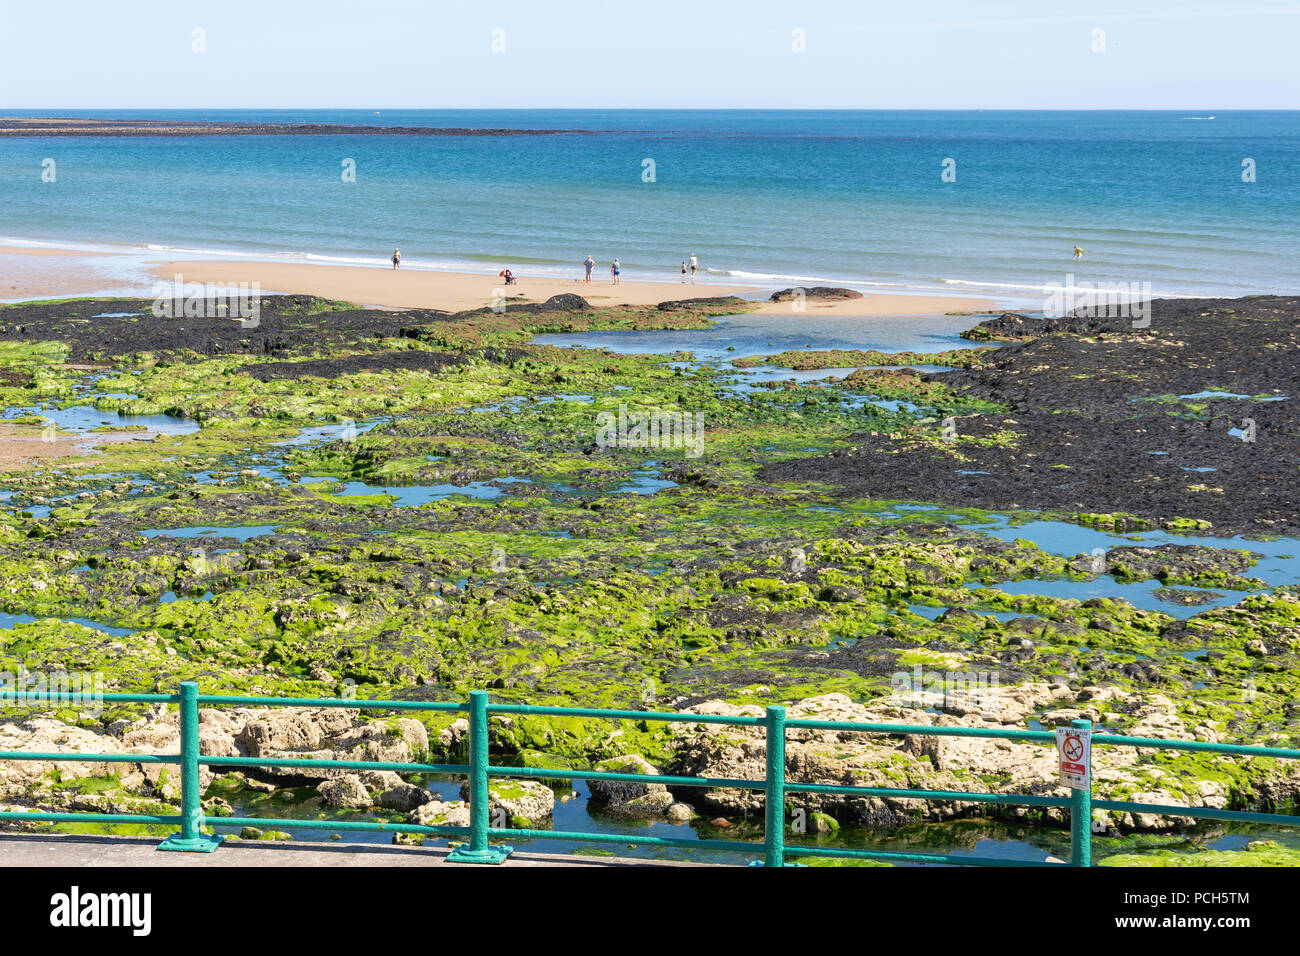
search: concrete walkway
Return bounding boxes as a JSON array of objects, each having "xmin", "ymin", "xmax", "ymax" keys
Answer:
[{"xmin": 0, "ymin": 832, "xmax": 715, "ymax": 867}]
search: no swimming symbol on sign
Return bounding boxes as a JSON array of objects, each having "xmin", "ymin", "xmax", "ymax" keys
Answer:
[{"xmin": 1056, "ymin": 726, "xmax": 1091, "ymax": 789}]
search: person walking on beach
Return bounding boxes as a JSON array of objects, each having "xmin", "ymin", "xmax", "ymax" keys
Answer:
[
  {"xmin": 1073, "ymin": 245, "xmax": 1086, "ymax": 260},
  {"xmin": 688, "ymin": 252, "xmax": 698, "ymax": 283},
  {"xmin": 611, "ymin": 258, "xmax": 621, "ymax": 285},
  {"xmin": 583, "ymin": 255, "xmax": 595, "ymax": 283},
  {"xmin": 392, "ymin": 247, "xmax": 401, "ymax": 270}
]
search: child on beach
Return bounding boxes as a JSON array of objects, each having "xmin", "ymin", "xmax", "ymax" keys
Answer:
[
  {"xmin": 392, "ymin": 248, "xmax": 401, "ymax": 269},
  {"xmin": 611, "ymin": 258, "xmax": 621, "ymax": 284},
  {"xmin": 681, "ymin": 261, "xmax": 687, "ymax": 282},
  {"xmin": 1073, "ymin": 245, "xmax": 1086, "ymax": 259},
  {"xmin": 583, "ymin": 255, "xmax": 595, "ymax": 282}
]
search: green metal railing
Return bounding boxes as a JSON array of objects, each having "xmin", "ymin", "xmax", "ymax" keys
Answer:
[{"xmin": 2, "ymin": 682, "xmax": 1299, "ymax": 866}]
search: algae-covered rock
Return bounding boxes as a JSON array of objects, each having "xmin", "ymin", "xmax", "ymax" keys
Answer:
[
  {"xmin": 316, "ymin": 774, "xmax": 371, "ymax": 809},
  {"xmin": 806, "ymin": 811, "xmax": 840, "ymax": 833},
  {"xmin": 457, "ymin": 778, "xmax": 555, "ymax": 822},
  {"xmin": 409, "ymin": 798, "xmax": 470, "ymax": 828},
  {"xmin": 584, "ymin": 754, "xmax": 678, "ymax": 818},
  {"xmin": 379, "ymin": 783, "xmax": 435, "ymax": 812},
  {"xmin": 665, "ymin": 802, "xmax": 693, "ymax": 824},
  {"xmin": 587, "ymin": 754, "xmax": 665, "ymax": 805}
]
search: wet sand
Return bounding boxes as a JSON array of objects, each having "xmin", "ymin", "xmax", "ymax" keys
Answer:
[
  {"xmin": 0, "ymin": 424, "xmax": 85, "ymax": 470},
  {"xmin": 0, "ymin": 246, "xmax": 120, "ymax": 301}
]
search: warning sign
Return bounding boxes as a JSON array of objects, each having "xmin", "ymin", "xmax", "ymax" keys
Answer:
[{"xmin": 1057, "ymin": 727, "xmax": 1091, "ymax": 788}]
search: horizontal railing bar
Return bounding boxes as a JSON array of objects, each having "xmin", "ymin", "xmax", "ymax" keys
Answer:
[
  {"xmin": 1, "ymin": 692, "xmax": 177, "ymax": 704},
  {"xmin": 488, "ymin": 826, "xmax": 762, "ymax": 854},
  {"xmin": 784, "ymin": 782, "xmax": 1072, "ymax": 808},
  {"xmin": 195, "ymin": 695, "xmax": 464, "ymax": 712},
  {"xmin": 0, "ymin": 751, "xmax": 179, "ymax": 764},
  {"xmin": 489, "ymin": 767, "xmax": 763, "ymax": 790},
  {"xmin": 783, "ymin": 844, "xmax": 1067, "ymax": 867},
  {"xmin": 488, "ymin": 703, "xmax": 764, "ymax": 726},
  {"xmin": 199, "ymin": 756, "xmax": 468, "ymax": 774},
  {"xmin": 216, "ymin": 816, "xmax": 470, "ymax": 838},
  {"xmin": 785, "ymin": 719, "xmax": 1057, "ymax": 742},
  {"xmin": 0, "ymin": 811, "xmax": 179, "ymax": 825},
  {"xmin": 5, "ymin": 688, "xmax": 1294, "ymax": 760},
  {"xmin": 1088, "ymin": 735, "xmax": 1300, "ymax": 760},
  {"xmin": 786, "ymin": 720, "xmax": 1300, "ymax": 761},
  {"xmin": 1093, "ymin": 800, "xmax": 1300, "ymax": 827}
]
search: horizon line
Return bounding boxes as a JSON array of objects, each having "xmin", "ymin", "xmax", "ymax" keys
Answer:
[{"xmin": 5, "ymin": 106, "xmax": 1299, "ymax": 113}]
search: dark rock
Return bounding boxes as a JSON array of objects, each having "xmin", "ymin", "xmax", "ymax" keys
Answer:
[{"xmin": 768, "ymin": 287, "xmax": 864, "ymax": 302}]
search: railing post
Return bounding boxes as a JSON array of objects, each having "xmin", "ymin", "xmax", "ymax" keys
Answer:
[
  {"xmin": 158, "ymin": 681, "xmax": 222, "ymax": 852},
  {"xmin": 764, "ymin": 704, "xmax": 786, "ymax": 867},
  {"xmin": 1069, "ymin": 718, "xmax": 1092, "ymax": 868},
  {"xmin": 447, "ymin": 690, "xmax": 512, "ymax": 864}
]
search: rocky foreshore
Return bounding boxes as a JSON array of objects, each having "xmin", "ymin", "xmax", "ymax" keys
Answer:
[
  {"xmin": 1, "ymin": 292, "xmax": 1298, "ymax": 861},
  {"xmin": 0, "ymin": 117, "xmax": 592, "ymax": 138}
]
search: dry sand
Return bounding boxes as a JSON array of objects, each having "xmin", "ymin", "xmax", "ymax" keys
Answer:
[{"xmin": 147, "ymin": 259, "xmax": 993, "ymax": 316}]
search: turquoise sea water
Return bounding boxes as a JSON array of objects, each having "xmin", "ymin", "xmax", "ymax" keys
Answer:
[{"xmin": 1, "ymin": 109, "xmax": 1298, "ymax": 298}]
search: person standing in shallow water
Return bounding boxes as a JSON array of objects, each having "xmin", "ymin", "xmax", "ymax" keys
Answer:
[
  {"xmin": 583, "ymin": 255, "xmax": 595, "ymax": 283},
  {"xmin": 611, "ymin": 258, "xmax": 621, "ymax": 285},
  {"xmin": 688, "ymin": 252, "xmax": 698, "ymax": 283},
  {"xmin": 392, "ymin": 248, "xmax": 401, "ymax": 269}
]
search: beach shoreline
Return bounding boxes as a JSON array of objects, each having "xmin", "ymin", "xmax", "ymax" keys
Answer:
[
  {"xmin": 0, "ymin": 242, "xmax": 1000, "ymax": 314},
  {"xmin": 147, "ymin": 259, "xmax": 997, "ymax": 315}
]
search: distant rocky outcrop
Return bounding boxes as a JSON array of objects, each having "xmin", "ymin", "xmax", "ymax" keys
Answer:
[
  {"xmin": 768, "ymin": 287, "xmax": 863, "ymax": 302},
  {"xmin": 962, "ymin": 311, "xmax": 1132, "ymax": 342},
  {"xmin": 655, "ymin": 296, "xmax": 750, "ymax": 312}
]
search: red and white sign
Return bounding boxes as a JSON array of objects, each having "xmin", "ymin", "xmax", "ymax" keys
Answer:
[{"xmin": 1057, "ymin": 727, "xmax": 1091, "ymax": 788}]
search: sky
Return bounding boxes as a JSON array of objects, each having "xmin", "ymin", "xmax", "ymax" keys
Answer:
[{"xmin": 1, "ymin": 0, "xmax": 1298, "ymax": 109}]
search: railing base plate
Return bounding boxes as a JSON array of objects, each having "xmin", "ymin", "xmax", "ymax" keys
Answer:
[
  {"xmin": 157, "ymin": 833, "xmax": 224, "ymax": 853},
  {"xmin": 446, "ymin": 843, "xmax": 513, "ymax": 864}
]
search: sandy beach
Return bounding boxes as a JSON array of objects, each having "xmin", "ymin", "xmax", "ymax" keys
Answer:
[
  {"xmin": 0, "ymin": 244, "xmax": 122, "ymax": 301},
  {"xmin": 0, "ymin": 243, "xmax": 995, "ymax": 315},
  {"xmin": 145, "ymin": 259, "xmax": 992, "ymax": 316}
]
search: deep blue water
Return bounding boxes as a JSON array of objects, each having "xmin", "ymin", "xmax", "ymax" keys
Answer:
[{"xmin": 2, "ymin": 109, "xmax": 1297, "ymax": 299}]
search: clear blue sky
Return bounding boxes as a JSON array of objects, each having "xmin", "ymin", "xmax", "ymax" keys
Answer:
[{"xmin": 2, "ymin": 0, "xmax": 1298, "ymax": 109}]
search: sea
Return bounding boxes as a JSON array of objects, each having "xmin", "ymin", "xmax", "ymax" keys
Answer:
[{"xmin": 1, "ymin": 109, "xmax": 1297, "ymax": 302}]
